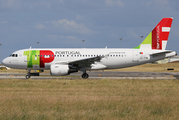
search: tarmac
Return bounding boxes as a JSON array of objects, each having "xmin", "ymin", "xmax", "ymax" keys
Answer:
[{"xmin": 0, "ymin": 71, "xmax": 179, "ymax": 79}]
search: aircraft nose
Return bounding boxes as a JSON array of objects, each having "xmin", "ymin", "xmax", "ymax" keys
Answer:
[{"xmin": 2, "ymin": 58, "xmax": 9, "ymax": 66}]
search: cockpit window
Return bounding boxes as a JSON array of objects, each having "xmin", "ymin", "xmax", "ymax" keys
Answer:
[{"xmin": 9, "ymin": 54, "xmax": 18, "ymax": 57}]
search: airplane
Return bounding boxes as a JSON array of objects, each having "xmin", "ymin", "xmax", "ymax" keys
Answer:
[{"xmin": 2, "ymin": 18, "xmax": 177, "ymax": 79}]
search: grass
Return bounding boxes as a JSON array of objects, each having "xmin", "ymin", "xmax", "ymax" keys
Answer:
[{"xmin": 0, "ymin": 79, "xmax": 179, "ymax": 120}]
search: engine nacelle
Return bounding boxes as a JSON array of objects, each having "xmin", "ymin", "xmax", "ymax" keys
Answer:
[{"xmin": 50, "ymin": 64, "xmax": 69, "ymax": 76}]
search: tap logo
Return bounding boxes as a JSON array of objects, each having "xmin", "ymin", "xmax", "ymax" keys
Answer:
[
  {"xmin": 152, "ymin": 25, "xmax": 162, "ymax": 50},
  {"xmin": 156, "ymin": 25, "xmax": 160, "ymax": 49},
  {"xmin": 24, "ymin": 50, "xmax": 55, "ymax": 68}
]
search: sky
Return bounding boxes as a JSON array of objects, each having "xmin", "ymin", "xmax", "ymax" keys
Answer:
[{"xmin": 0, "ymin": 0, "xmax": 179, "ymax": 60}]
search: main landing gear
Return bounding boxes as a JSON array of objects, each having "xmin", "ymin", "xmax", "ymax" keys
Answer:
[{"xmin": 81, "ymin": 73, "xmax": 89, "ymax": 79}]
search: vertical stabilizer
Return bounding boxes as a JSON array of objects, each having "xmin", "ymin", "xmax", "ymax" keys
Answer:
[{"xmin": 134, "ymin": 18, "xmax": 173, "ymax": 50}]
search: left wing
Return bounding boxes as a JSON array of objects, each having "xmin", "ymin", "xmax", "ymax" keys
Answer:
[
  {"xmin": 70, "ymin": 56, "xmax": 101, "ymax": 66},
  {"xmin": 54, "ymin": 55, "xmax": 107, "ymax": 70}
]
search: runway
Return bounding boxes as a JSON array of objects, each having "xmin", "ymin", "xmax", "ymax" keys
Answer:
[{"xmin": 0, "ymin": 71, "xmax": 179, "ymax": 79}]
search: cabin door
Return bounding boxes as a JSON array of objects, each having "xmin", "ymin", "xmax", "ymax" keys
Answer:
[{"xmin": 133, "ymin": 51, "xmax": 139, "ymax": 62}]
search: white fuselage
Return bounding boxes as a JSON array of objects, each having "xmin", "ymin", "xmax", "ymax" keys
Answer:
[{"xmin": 2, "ymin": 48, "xmax": 176, "ymax": 71}]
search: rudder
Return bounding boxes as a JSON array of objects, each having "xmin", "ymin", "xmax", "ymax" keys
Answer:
[{"xmin": 134, "ymin": 18, "xmax": 173, "ymax": 50}]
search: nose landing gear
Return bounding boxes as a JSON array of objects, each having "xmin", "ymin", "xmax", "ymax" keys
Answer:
[
  {"xmin": 25, "ymin": 70, "xmax": 40, "ymax": 79},
  {"xmin": 26, "ymin": 73, "xmax": 31, "ymax": 79},
  {"xmin": 26, "ymin": 70, "xmax": 31, "ymax": 79}
]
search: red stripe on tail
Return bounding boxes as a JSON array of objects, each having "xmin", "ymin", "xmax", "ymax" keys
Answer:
[{"xmin": 152, "ymin": 18, "xmax": 173, "ymax": 50}]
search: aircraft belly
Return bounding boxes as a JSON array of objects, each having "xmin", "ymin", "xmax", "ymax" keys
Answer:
[
  {"xmin": 101, "ymin": 55, "xmax": 151, "ymax": 69},
  {"xmin": 102, "ymin": 58, "xmax": 130, "ymax": 69}
]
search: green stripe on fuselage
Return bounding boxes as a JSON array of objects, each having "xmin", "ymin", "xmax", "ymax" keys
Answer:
[{"xmin": 24, "ymin": 50, "xmax": 40, "ymax": 68}]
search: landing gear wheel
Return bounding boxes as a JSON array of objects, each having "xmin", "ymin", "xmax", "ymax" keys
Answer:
[
  {"xmin": 26, "ymin": 70, "xmax": 31, "ymax": 79},
  {"xmin": 82, "ymin": 73, "xmax": 89, "ymax": 79},
  {"xmin": 25, "ymin": 75, "xmax": 30, "ymax": 79}
]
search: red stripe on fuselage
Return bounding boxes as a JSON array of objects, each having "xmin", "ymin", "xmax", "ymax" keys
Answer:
[{"xmin": 40, "ymin": 50, "xmax": 54, "ymax": 68}]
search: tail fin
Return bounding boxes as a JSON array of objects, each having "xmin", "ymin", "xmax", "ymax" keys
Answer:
[{"xmin": 134, "ymin": 18, "xmax": 173, "ymax": 50}]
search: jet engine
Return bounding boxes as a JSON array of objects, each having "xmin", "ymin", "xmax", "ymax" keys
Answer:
[
  {"xmin": 50, "ymin": 64, "xmax": 78, "ymax": 76},
  {"xmin": 50, "ymin": 64, "xmax": 70, "ymax": 76}
]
